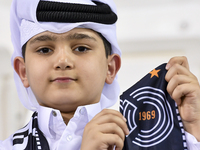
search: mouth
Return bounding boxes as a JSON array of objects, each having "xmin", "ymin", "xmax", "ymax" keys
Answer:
[{"xmin": 51, "ymin": 77, "xmax": 77, "ymax": 83}]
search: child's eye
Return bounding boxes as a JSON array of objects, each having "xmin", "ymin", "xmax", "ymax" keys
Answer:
[
  {"xmin": 37, "ymin": 48, "xmax": 53, "ymax": 54},
  {"xmin": 74, "ymin": 46, "xmax": 90, "ymax": 52}
]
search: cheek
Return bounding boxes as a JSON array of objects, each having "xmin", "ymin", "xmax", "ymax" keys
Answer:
[
  {"xmin": 26, "ymin": 60, "xmax": 49, "ymax": 87},
  {"xmin": 81, "ymin": 57, "xmax": 108, "ymax": 83}
]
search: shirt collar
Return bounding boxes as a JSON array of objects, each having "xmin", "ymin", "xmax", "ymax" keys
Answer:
[
  {"xmin": 37, "ymin": 106, "xmax": 64, "ymax": 139},
  {"xmin": 37, "ymin": 102, "xmax": 102, "ymax": 139}
]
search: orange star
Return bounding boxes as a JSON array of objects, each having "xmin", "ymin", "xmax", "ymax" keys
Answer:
[{"xmin": 149, "ymin": 69, "xmax": 160, "ymax": 78}]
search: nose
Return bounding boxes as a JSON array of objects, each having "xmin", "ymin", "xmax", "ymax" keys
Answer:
[{"xmin": 54, "ymin": 48, "xmax": 74, "ymax": 70}]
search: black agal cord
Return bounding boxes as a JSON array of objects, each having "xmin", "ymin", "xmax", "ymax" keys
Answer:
[{"xmin": 37, "ymin": 1, "xmax": 117, "ymax": 24}]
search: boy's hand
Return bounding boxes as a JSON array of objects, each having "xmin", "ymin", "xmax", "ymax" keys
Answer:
[
  {"xmin": 165, "ymin": 56, "xmax": 200, "ymax": 141},
  {"xmin": 81, "ymin": 109, "xmax": 129, "ymax": 150}
]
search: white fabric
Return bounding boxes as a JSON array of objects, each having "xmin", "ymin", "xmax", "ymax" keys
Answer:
[
  {"xmin": 0, "ymin": 103, "xmax": 102, "ymax": 149},
  {"xmin": 1, "ymin": 105, "xmax": 200, "ymax": 149},
  {"xmin": 185, "ymin": 132, "xmax": 200, "ymax": 150},
  {"xmin": 10, "ymin": 0, "xmax": 121, "ymax": 111},
  {"xmin": 1, "ymin": 0, "xmax": 199, "ymax": 149}
]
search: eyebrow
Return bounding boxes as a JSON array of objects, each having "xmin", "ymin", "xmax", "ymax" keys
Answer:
[
  {"xmin": 29, "ymin": 35, "xmax": 56, "ymax": 45},
  {"xmin": 67, "ymin": 33, "xmax": 97, "ymax": 41},
  {"xmin": 29, "ymin": 33, "xmax": 97, "ymax": 45}
]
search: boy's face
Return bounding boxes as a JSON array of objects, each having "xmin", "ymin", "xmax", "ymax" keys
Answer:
[{"xmin": 15, "ymin": 28, "xmax": 120, "ymax": 113}]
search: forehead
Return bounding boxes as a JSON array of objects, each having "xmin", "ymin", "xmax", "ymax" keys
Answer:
[{"xmin": 28, "ymin": 28, "xmax": 102, "ymax": 44}]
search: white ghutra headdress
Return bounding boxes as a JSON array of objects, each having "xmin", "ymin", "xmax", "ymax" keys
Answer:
[{"xmin": 10, "ymin": 0, "xmax": 121, "ymax": 111}]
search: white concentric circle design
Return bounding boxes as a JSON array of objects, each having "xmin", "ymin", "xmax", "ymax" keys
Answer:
[{"xmin": 120, "ymin": 86, "xmax": 174, "ymax": 147}]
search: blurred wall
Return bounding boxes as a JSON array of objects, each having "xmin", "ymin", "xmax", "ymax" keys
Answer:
[
  {"xmin": 114, "ymin": 0, "xmax": 200, "ymax": 92},
  {"xmin": 0, "ymin": 0, "xmax": 200, "ymax": 140},
  {"xmin": 0, "ymin": 0, "xmax": 29, "ymax": 140}
]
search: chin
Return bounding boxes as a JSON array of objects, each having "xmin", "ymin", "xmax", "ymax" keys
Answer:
[{"xmin": 47, "ymin": 98, "xmax": 83, "ymax": 111}]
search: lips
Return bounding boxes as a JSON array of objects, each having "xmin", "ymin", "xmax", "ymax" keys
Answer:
[{"xmin": 51, "ymin": 77, "xmax": 76, "ymax": 83}]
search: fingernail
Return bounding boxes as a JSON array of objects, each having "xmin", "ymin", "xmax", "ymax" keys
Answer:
[
  {"xmin": 123, "ymin": 116, "xmax": 127, "ymax": 122},
  {"xmin": 165, "ymin": 64, "xmax": 170, "ymax": 70},
  {"xmin": 126, "ymin": 128, "xmax": 130, "ymax": 135}
]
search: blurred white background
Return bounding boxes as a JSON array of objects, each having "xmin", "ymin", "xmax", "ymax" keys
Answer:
[{"xmin": 0, "ymin": 0, "xmax": 200, "ymax": 140}]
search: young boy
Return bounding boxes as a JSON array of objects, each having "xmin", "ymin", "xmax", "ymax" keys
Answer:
[{"xmin": 0, "ymin": 0, "xmax": 200, "ymax": 150}]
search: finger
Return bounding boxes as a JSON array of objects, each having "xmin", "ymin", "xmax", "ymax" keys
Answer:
[
  {"xmin": 92, "ymin": 112, "xmax": 129, "ymax": 135},
  {"xmin": 92, "ymin": 109, "xmax": 129, "ymax": 135},
  {"xmin": 165, "ymin": 63, "xmax": 194, "ymax": 82},
  {"xmin": 171, "ymin": 83, "xmax": 198, "ymax": 106},
  {"xmin": 166, "ymin": 56, "xmax": 189, "ymax": 70},
  {"xmin": 102, "ymin": 134, "xmax": 124, "ymax": 150},
  {"xmin": 93, "ymin": 109, "xmax": 125, "ymax": 121},
  {"xmin": 99, "ymin": 123, "xmax": 126, "ymax": 141},
  {"xmin": 167, "ymin": 74, "xmax": 192, "ymax": 96}
]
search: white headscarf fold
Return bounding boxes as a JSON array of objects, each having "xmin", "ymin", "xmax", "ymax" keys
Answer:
[{"xmin": 10, "ymin": 0, "xmax": 121, "ymax": 111}]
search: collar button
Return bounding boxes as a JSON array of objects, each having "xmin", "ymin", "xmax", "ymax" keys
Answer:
[
  {"xmin": 79, "ymin": 107, "xmax": 86, "ymax": 115},
  {"xmin": 66, "ymin": 135, "xmax": 73, "ymax": 141},
  {"xmin": 52, "ymin": 110, "xmax": 57, "ymax": 117}
]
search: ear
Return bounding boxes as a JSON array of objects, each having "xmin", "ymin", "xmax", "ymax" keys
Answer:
[
  {"xmin": 106, "ymin": 54, "xmax": 121, "ymax": 84},
  {"xmin": 14, "ymin": 57, "xmax": 30, "ymax": 88}
]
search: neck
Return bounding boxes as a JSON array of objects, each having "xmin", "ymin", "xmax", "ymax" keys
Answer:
[{"xmin": 61, "ymin": 111, "xmax": 75, "ymax": 125}]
